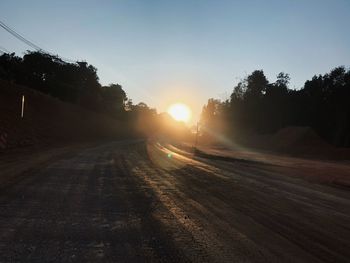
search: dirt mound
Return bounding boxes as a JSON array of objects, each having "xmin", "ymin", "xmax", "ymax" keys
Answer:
[
  {"xmin": 272, "ymin": 126, "xmax": 331, "ymax": 150},
  {"xmin": 0, "ymin": 80, "xmax": 131, "ymax": 150},
  {"xmin": 238, "ymin": 126, "xmax": 350, "ymax": 159},
  {"xmin": 272, "ymin": 127, "xmax": 350, "ymax": 159}
]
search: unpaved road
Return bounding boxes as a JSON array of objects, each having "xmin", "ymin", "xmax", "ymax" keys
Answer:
[{"xmin": 0, "ymin": 141, "xmax": 349, "ymax": 262}]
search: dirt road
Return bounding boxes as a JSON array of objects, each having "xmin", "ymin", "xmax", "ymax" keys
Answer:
[{"xmin": 0, "ymin": 141, "xmax": 349, "ymax": 262}]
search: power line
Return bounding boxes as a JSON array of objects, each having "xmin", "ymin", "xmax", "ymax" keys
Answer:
[
  {"xmin": 0, "ymin": 48, "xmax": 9, "ymax": 54},
  {"xmin": 0, "ymin": 20, "xmax": 77, "ymax": 63},
  {"xmin": 0, "ymin": 45, "xmax": 10, "ymax": 54},
  {"xmin": 0, "ymin": 20, "xmax": 44, "ymax": 51}
]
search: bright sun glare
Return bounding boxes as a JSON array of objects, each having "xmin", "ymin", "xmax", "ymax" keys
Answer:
[{"xmin": 167, "ymin": 103, "xmax": 191, "ymax": 123}]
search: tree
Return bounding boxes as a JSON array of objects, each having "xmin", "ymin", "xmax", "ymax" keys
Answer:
[
  {"xmin": 101, "ymin": 83, "xmax": 127, "ymax": 118},
  {"xmin": 0, "ymin": 52, "xmax": 23, "ymax": 81},
  {"xmin": 201, "ymin": 98, "xmax": 222, "ymax": 128},
  {"xmin": 275, "ymin": 72, "xmax": 290, "ymax": 90},
  {"xmin": 126, "ymin": 101, "xmax": 158, "ymax": 136},
  {"xmin": 200, "ymin": 99, "xmax": 230, "ymax": 140},
  {"xmin": 245, "ymin": 70, "xmax": 269, "ymax": 99},
  {"xmin": 230, "ymin": 81, "xmax": 246, "ymax": 102},
  {"xmin": 263, "ymin": 72, "xmax": 291, "ymax": 132}
]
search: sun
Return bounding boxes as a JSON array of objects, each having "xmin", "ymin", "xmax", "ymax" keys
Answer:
[{"xmin": 167, "ymin": 103, "xmax": 192, "ymax": 123}]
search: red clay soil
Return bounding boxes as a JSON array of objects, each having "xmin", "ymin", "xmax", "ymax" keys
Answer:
[
  {"xmin": 188, "ymin": 126, "xmax": 350, "ymax": 187},
  {"xmin": 0, "ymin": 80, "xmax": 129, "ymax": 150},
  {"xmin": 206, "ymin": 145, "xmax": 350, "ymax": 186},
  {"xmin": 233, "ymin": 126, "xmax": 350, "ymax": 160}
]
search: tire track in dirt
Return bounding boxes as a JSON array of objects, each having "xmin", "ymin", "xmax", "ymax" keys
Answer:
[
  {"xmin": 1, "ymin": 141, "xmax": 349, "ymax": 262},
  {"xmin": 131, "ymin": 142, "xmax": 350, "ymax": 262}
]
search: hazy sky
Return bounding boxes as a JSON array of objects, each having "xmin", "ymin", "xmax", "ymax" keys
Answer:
[{"xmin": 1, "ymin": 0, "xmax": 349, "ymax": 122}]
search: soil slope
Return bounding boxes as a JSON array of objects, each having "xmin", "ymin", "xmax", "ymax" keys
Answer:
[{"xmin": 0, "ymin": 80, "xmax": 129, "ymax": 150}]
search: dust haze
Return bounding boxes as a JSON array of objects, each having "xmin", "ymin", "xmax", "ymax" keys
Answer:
[{"xmin": 1, "ymin": 3, "xmax": 350, "ymax": 263}]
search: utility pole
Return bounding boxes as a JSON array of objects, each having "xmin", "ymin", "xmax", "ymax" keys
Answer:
[{"xmin": 194, "ymin": 121, "xmax": 199, "ymax": 149}]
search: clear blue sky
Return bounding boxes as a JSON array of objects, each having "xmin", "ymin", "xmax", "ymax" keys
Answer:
[{"xmin": 1, "ymin": 0, "xmax": 349, "ymax": 122}]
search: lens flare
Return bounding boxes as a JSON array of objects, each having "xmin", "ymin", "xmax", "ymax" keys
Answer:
[{"xmin": 167, "ymin": 103, "xmax": 191, "ymax": 122}]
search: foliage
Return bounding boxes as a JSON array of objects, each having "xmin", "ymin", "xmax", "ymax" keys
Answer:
[
  {"xmin": 201, "ymin": 67, "xmax": 350, "ymax": 147},
  {"xmin": 0, "ymin": 51, "xmax": 191, "ymax": 139},
  {"xmin": 0, "ymin": 51, "xmax": 127, "ymax": 119}
]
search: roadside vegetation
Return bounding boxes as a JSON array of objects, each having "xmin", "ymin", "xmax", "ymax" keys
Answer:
[
  {"xmin": 1, "ymin": 51, "xmax": 349, "ymax": 148},
  {"xmin": 0, "ymin": 51, "xmax": 190, "ymax": 142},
  {"xmin": 201, "ymin": 68, "xmax": 350, "ymax": 147},
  {"xmin": 0, "ymin": 51, "xmax": 147, "ymax": 118}
]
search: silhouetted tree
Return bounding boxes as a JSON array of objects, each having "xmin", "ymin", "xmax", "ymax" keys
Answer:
[
  {"xmin": 0, "ymin": 52, "xmax": 23, "ymax": 81},
  {"xmin": 100, "ymin": 83, "xmax": 127, "ymax": 118},
  {"xmin": 125, "ymin": 101, "xmax": 158, "ymax": 136},
  {"xmin": 262, "ymin": 72, "xmax": 290, "ymax": 132},
  {"xmin": 2, "ymin": 51, "xmax": 349, "ymax": 145},
  {"xmin": 245, "ymin": 70, "xmax": 269, "ymax": 99},
  {"xmin": 201, "ymin": 67, "xmax": 350, "ymax": 147},
  {"xmin": 243, "ymin": 70, "xmax": 269, "ymax": 132},
  {"xmin": 200, "ymin": 98, "xmax": 230, "ymax": 140}
]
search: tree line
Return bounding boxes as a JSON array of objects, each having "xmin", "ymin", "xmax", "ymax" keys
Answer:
[
  {"xmin": 0, "ymin": 51, "xmax": 156, "ymax": 120},
  {"xmin": 201, "ymin": 68, "xmax": 350, "ymax": 147},
  {"xmin": 0, "ymin": 51, "xmax": 190, "ymax": 139},
  {"xmin": 2, "ymin": 51, "xmax": 348, "ymax": 146}
]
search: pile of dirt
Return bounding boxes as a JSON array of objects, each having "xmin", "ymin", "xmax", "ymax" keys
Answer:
[
  {"xmin": 272, "ymin": 126, "xmax": 331, "ymax": 150},
  {"xmin": 0, "ymin": 80, "xmax": 131, "ymax": 150},
  {"xmin": 242, "ymin": 126, "xmax": 350, "ymax": 159}
]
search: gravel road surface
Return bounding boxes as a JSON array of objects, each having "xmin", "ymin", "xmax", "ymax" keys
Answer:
[{"xmin": 0, "ymin": 141, "xmax": 349, "ymax": 262}]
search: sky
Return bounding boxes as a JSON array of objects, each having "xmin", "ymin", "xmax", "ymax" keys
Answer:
[{"xmin": 1, "ymin": 0, "xmax": 349, "ymax": 123}]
